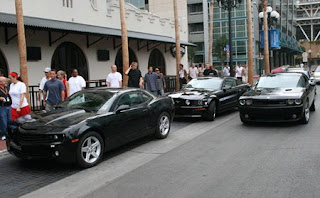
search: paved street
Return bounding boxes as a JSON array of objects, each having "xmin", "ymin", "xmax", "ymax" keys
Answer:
[{"xmin": 0, "ymin": 89, "xmax": 319, "ymax": 198}]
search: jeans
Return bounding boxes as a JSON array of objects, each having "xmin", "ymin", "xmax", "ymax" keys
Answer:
[{"xmin": 0, "ymin": 106, "xmax": 11, "ymax": 137}]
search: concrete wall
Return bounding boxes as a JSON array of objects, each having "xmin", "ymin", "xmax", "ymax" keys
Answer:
[
  {"xmin": 0, "ymin": 0, "xmax": 189, "ymax": 85},
  {"xmin": 0, "ymin": 26, "xmax": 179, "ymax": 86}
]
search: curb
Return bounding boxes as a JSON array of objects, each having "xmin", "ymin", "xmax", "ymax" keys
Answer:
[{"xmin": 0, "ymin": 149, "xmax": 9, "ymax": 158}]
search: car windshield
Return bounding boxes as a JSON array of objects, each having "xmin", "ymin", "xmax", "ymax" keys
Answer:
[
  {"xmin": 256, "ymin": 75, "xmax": 301, "ymax": 89},
  {"xmin": 315, "ymin": 67, "xmax": 320, "ymax": 72},
  {"xmin": 185, "ymin": 78, "xmax": 223, "ymax": 90},
  {"xmin": 57, "ymin": 91, "xmax": 114, "ymax": 112}
]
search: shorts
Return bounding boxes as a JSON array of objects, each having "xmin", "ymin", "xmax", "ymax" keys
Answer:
[{"xmin": 11, "ymin": 106, "xmax": 31, "ymax": 121}]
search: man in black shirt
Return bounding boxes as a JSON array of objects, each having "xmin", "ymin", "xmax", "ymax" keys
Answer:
[{"xmin": 125, "ymin": 62, "xmax": 143, "ymax": 88}]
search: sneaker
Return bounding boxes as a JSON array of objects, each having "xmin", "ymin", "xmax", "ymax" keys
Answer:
[{"xmin": 1, "ymin": 136, "xmax": 6, "ymax": 141}]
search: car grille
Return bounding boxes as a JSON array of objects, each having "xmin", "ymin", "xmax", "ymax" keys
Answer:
[
  {"xmin": 16, "ymin": 133, "xmax": 54, "ymax": 144},
  {"xmin": 252, "ymin": 100, "xmax": 287, "ymax": 106},
  {"xmin": 174, "ymin": 99, "xmax": 202, "ymax": 106}
]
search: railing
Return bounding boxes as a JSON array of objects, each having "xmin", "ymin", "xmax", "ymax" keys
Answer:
[{"xmin": 28, "ymin": 77, "xmax": 177, "ymax": 111}]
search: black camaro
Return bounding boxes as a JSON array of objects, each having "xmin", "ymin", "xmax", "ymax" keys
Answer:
[
  {"xmin": 239, "ymin": 73, "xmax": 316, "ymax": 124},
  {"xmin": 7, "ymin": 88, "xmax": 174, "ymax": 168},
  {"xmin": 169, "ymin": 77, "xmax": 250, "ymax": 121}
]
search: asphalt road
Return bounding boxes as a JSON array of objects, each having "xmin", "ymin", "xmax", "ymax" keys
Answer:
[
  {"xmin": 4, "ymin": 87, "xmax": 320, "ymax": 198},
  {"xmin": 79, "ymin": 93, "xmax": 320, "ymax": 198},
  {"xmin": 0, "ymin": 119, "xmax": 194, "ymax": 198}
]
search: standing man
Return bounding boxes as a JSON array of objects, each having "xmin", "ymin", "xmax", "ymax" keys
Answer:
[
  {"xmin": 223, "ymin": 63, "xmax": 230, "ymax": 77},
  {"xmin": 68, "ymin": 69, "xmax": 86, "ymax": 96},
  {"xmin": 179, "ymin": 64, "xmax": 188, "ymax": 89},
  {"xmin": 203, "ymin": 63, "xmax": 213, "ymax": 76},
  {"xmin": 235, "ymin": 64, "xmax": 244, "ymax": 81},
  {"xmin": 189, "ymin": 63, "xmax": 199, "ymax": 80},
  {"xmin": 0, "ymin": 76, "xmax": 11, "ymax": 140},
  {"xmin": 43, "ymin": 70, "xmax": 65, "ymax": 111},
  {"xmin": 106, "ymin": 65, "xmax": 122, "ymax": 88},
  {"xmin": 155, "ymin": 68, "xmax": 166, "ymax": 96},
  {"xmin": 144, "ymin": 66, "xmax": 159, "ymax": 96},
  {"xmin": 38, "ymin": 67, "xmax": 51, "ymax": 109},
  {"xmin": 125, "ymin": 62, "xmax": 143, "ymax": 88}
]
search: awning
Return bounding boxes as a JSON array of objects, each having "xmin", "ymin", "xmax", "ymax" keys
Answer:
[{"xmin": 0, "ymin": 12, "xmax": 196, "ymax": 47}]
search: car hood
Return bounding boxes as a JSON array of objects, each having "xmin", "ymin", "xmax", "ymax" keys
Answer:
[
  {"xmin": 21, "ymin": 109, "xmax": 97, "ymax": 130},
  {"xmin": 242, "ymin": 87, "xmax": 304, "ymax": 99},
  {"xmin": 169, "ymin": 89, "xmax": 216, "ymax": 100}
]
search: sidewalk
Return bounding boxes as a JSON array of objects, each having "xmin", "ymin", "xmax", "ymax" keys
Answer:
[{"xmin": 0, "ymin": 141, "xmax": 6, "ymax": 152}]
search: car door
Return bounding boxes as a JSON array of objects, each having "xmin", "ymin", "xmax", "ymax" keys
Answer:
[
  {"xmin": 112, "ymin": 91, "xmax": 149, "ymax": 142},
  {"xmin": 219, "ymin": 78, "xmax": 238, "ymax": 110},
  {"xmin": 300, "ymin": 76, "xmax": 315, "ymax": 106}
]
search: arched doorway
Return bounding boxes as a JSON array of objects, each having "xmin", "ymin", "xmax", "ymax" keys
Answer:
[
  {"xmin": 0, "ymin": 50, "xmax": 8, "ymax": 77},
  {"xmin": 148, "ymin": 48, "xmax": 166, "ymax": 75},
  {"xmin": 51, "ymin": 42, "xmax": 88, "ymax": 80},
  {"xmin": 115, "ymin": 47, "xmax": 138, "ymax": 75}
]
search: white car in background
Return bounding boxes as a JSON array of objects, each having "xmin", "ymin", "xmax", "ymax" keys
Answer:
[{"xmin": 313, "ymin": 66, "xmax": 320, "ymax": 84}]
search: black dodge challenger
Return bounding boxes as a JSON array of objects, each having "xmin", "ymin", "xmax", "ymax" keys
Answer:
[
  {"xmin": 7, "ymin": 88, "xmax": 175, "ymax": 168},
  {"xmin": 239, "ymin": 73, "xmax": 316, "ymax": 124},
  {"xmin": 169, "ymin": 77, "xmax": 251, "ymax": 121}
]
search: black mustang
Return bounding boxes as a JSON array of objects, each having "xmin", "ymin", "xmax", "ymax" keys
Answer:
[
  {"xmin": 7, "ymin": 88, "xmax": 174, "ymax": 168},
  {"xmin": 238, "ymin": 73, "xmax": 316, "ymax": 124},
  {"xmin": 169, "ymin": 77, "xmax": 251, "ymax": 121}
]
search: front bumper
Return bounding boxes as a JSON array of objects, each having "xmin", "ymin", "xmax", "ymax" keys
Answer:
[
  {"xmin": 238, "ymin": 105, "xmax": 304, "ymax": 122},
  {"xmin": 6, "ymin": 130, "xmax": 77, "ymax": 162},
  {"xmin": 174, "ymin": 106, "xmax": 209, "ymax": 118}
]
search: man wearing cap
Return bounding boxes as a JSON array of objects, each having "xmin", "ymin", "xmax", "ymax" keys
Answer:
[{"xmin": 38, "ymin": 67, "xmax": 51, "ymax": 110}]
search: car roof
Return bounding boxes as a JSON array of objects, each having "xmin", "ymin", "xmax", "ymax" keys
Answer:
[
  {"xmin": 195, "ymin": 77, "xmax": 229, "ymax": 80},
  {"xmin": 265, "ymin": 72, "xmax": 304, "ymax": 77}
]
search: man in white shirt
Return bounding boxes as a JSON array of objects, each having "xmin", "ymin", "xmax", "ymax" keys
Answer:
[
  {"xmin": 235, "ymin": 65, "xmax": 243, "ymax": 80},
  {"xmin": 37, "ymin": 67, "xmax": 51, "ymax": 109},
  {"xmin": 106, "ymin": 65, "xmax": 122, "ymax": 88},
  {"xmin": 189, "ymin": 64, "xmax": 199, "ymax": 80},
  {"xmin": 223, "ymin": 63, "xmax": 230, "ymax": 77},
  {"xmin": 68, "ymin": 69, "xmax": 86, "ymax": 96}
]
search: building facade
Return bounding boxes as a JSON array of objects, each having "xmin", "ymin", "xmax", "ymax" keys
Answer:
[
  {"xmin": 0, "ymin": 0, "xmax": 191, "ymax": 86},
  {"xmin": 296, "ymin": 0, "xmax": 320, "ymax": 66},
  {"xmin": 187, "ymin": 0, "xmax": 301, "ymax": 74}
]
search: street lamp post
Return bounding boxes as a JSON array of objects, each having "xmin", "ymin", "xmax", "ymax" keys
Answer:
[
  {"xmin": 216, "ymin": 0, "xmax": 242, "ymax": 77},
  {"xmin": 258, "ymin": 5, "xmax": 280, "ymax": 74}
]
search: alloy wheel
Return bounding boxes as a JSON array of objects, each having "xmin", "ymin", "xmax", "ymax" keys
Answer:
[
  {"xmin": 159, "ymin": 115, "xmax": 170, "ymax": 136},
  {"xmin": 81, "ymin": 136, "xmax": 102, "ymax": 164}
]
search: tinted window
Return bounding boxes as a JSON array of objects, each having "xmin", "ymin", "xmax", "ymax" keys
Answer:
[
  {"xmin": 141, "ymin": 92, "xmax": 152, "ymax": 103},
  {"xmin": 117, "ymin": 92, "xmax": 147, "ymax": 108},
  {"xmin": 185, "ymin": 78, "xmax": 223, "ymax": 90},
  {"xmin": 257, "ymin": 75, "xmax": 301, "ymax": 89},
  {"xmin": 297, "ymin": 77, "xmax": 307, "ymax": 87},
  {"xmin": 224, "ymin": 79, "xmax": 236, "ymax": 87}
]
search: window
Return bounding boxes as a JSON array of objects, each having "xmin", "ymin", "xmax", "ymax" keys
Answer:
[
  {"xmin": 223, "ymin": 78, "xmax": 236, "ymax": 87},
  {"xmin": 117, "ymin": 92, "xmax": 147, "ymax": 108},
  {"xmin": 63, "ymin": 0, "xmax": 73, "ymax": 8},
  {"xmin": 189, "ymin": 23, "xmax": 204, "ymax": 34},
  {"xmin": 297, "ymin": 77, "xmax": 307, "ymax": 88},
  {"xmin": 140, "ymin": 92, "xmax": 152, "ymax": 103},
  {"xmin": 189, "ymin": 4, "xmax": 203, "ymax": 14}
]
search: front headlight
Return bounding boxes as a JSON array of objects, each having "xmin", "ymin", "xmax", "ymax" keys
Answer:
[
  {"xmin": 295, "ymin": 99, "xmax": 302, "ymax": 105},
  {"xmin": 239, "ymin": 99, "xmax": 246, "ymax": 106},
  {"xmin": 287, "ymin": 99, "xmax": 294, "ymax": 105},
  {"xmin": 245, "ymin": 99, "xmax": 253, "ymax": 106}
]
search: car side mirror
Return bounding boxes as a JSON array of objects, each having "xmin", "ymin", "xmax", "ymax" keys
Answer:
[
  {"xmin": 223, "ymin": 85, "xmax": 232, "ymax": 92},
  {"xmin": 115, "ymin": 105, "xmax": 130, "ymax": 114}
]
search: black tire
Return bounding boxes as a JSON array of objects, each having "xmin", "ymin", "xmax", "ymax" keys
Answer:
[
  {"xmin": 154, "ymin": 112, "xmax": 171, "ymax": 139},
  {"xmin": 205, "ymin": 101, "xmax": 216, "ymax": 121},
  {"xmin": 301, "ymin": 102, "xmax": 310, "ymax": 124},
  {"xmin": 76, "ymin": 131, "xmax": 104, "ymax": 168},
  {"xmin": 310, "ymin": 100, "xmax": 316, "ymax": 112}
]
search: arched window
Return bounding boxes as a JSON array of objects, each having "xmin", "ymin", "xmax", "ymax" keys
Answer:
[
  {"xmin": 0, "ymin": 49, "xmax": 8, "ymax": 77},
  {"xmin": 51, "ymin": 42, "xmax": 88, "ymax": 80},
  {"xmin": 115, "ymin": 47, "xmax": 138, "ymax": 75},
  {"xmin": 148, "ymin": 48, "xmax": 166, "ymax": 75}
]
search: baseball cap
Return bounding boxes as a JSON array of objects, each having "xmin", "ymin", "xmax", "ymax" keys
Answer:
[{"xmin": 44, "ymin": 67, "xmax": 51, "ymax": 72}]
